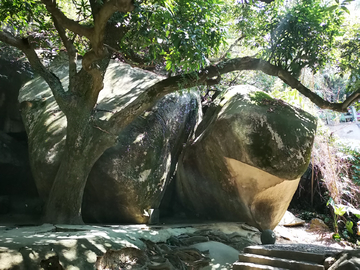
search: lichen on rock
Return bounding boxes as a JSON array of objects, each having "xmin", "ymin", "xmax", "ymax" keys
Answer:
[{"xmin": 176, "ymin": 85, "xmax": 317, "ymax": 230}]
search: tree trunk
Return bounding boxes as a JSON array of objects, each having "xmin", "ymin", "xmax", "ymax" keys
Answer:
[
  {"xmin": 43, "ymin": 112, "xmax": 111, "ymax": 224},
  {"xmin": 44, "ymin": 147, "xmax": 92, "ymax": 224}
]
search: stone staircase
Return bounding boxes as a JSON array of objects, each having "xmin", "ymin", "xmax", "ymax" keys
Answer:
[{"xmin": 233, "ymin": 245, "xmax": 342, "ymax": 270}]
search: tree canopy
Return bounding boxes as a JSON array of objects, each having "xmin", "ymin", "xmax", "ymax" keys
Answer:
[{"xmin": 2, "ymin": 0, "xmax": 358, "ymax": 110}]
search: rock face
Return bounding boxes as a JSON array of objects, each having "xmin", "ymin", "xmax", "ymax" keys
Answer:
[
  {"xmin": 176, "ymin": 85, "xmax": 317, "ymax": 230},
  {"xmin": 83, "ymin": 91, "xmax": 200, "ymax": 223},
  {"xmin": 0, "ymin": 49, "xmax": 40, "ymax": 217},
  {"xmin": 0, "ymin": 131, "xmax": 38, "ymax": 199},
  {"xmin": 19, "ymin": 60, "xmax": 201, "ymax": 223},
  {"xmin": 0, "ymin": 48, "xmax": 32, "ymax": 133}
]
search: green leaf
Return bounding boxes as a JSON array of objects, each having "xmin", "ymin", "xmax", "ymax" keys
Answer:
[
  {"xmin": 332, "ymin": 233, "xmax": 341, "ymax": 241},
  {"xmin": 334, "ymin": 205, "xmax": 346, "ymax": 216},
  {"xmin": 327, "ymin": 197, "xmax": 335, "ymax": 207},
  {"xmin": 325, "ymin": 5, "xmax": 338, "ymax": 12},
  {"xmin": 165, "ymin": 60, "xmax": 172, "ymax": 71},
  {"xmin": 340, "ymin": 6, "xmax": 350, "ymax": 14},
  {"xmin": 346, "ymin": 221, "xmax": 354, "ymax": 234}
]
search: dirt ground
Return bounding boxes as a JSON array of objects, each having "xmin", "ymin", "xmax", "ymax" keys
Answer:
[
  {"xmin": 327, "ymin": 122, "xmax": 360, "ymax": 146},
  {"xmin": 274, "ymin": 223, "xmax": 353, "ymax": 249}
]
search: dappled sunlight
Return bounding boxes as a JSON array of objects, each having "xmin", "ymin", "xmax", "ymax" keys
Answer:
[
  {"xmin": 132, "ymin": 133, "xmax": 146, "ymax": 144},
  {"xmin": 0, "ymin": 249, "xmax": 23, "ymax": 269},
  {"xmin": 0, "ymin": 220, "xmax": 265, "ymax": 269},
  {"xmin": 62, "ymin": 247, "xmax": 78, "ymax": 262},
  {"xmin": 96, "ymin": 61, "xmax": 163, "ymax": 121},
  {"xmin": 0, "ymin": 224, "xmax": 123, "ymax": 269},
  {"xmin": 19, "ymin": 77, "xmax": 53, "ymax": 103},
  {"xmin": 58, "ymin": 240, "xmax": 78, "ymax": 248},
  {"xmin": 17, "ymin": 59, "xmax": 167, "ymax": 122},
  {"xmin": 19, "ymin": 61, "xmax": 78, "ymax": 104}
]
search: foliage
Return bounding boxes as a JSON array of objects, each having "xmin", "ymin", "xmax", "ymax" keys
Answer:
[
  {"xmin": 272, "ymin": 88, "xmax": 304, "ymax": 109},
  {"xmin": 119, "ymin": 0, "xmax": 226, "ymax": 72},
  {"xmin": 338, "ymin": 23, "xmax": 360, "ymax": 108},
  {"xmin": 339, "ymin": 142, "xmax": 360, "ymax": 186},
  {"xmin": 231, "ymin": 0, "xmax": 279, "ymax": 51},
  {"xmin": 0, "ymin": 0, "xmax": 226, "ymax": 71},
  {"xmin": 266, "ymin": 0, "xmax": 346, "ymax": 76},
  {"xmin": 327, "ymin": 197, "xmax": 360, "ymax": 240},
  {"xmin": 231, "ymin": 0, "xmax": 347, "ymax": 77},
  {"xmin": 0, "ymin": 0, "xmax": 50, "ymax": 33},
  {"xmin": 270, "ymin": 85, "xmax": 360, "ymax": 242},
  {"xmin": 312, "ymin": 128, "xmax": 360, "ymax": 242},
  {"xmin": 0, "ymin": 0, "xmax": 65, "ymax": 53}
]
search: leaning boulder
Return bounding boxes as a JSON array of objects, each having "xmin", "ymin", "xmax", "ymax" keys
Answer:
[
  {"xmin": 19, "ymin": 60, "xmax": 201, "ymax": 223},
  {"xmin": 176, "ymin": 85, "xmax": 317, "ymax": 230},
  {"xmin": 83, "ymin": 90, "xmax": 200, "ymax": 223}
]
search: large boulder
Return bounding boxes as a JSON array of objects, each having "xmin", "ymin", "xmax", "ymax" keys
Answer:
[
  {"xmin": 19, "ymin": 60, "xmax": 201, "ymax": 223},
  {"xmin": 83, "ymin": 90, "xmax": 200, "ymax": 223},
  {"xmin": 176, "ymin": 85, "xmax": 317, "ymax": 230}
]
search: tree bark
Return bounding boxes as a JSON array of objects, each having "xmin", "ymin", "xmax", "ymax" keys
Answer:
[
  {"xmin": 44, "ymin": 111, "xmax": 87, "ymax": 223},
  {"xmin": 43, "ymin": 105, "xmax": 115, "ymax": 224},
  {"xmin": 44, "ymin": 147, "xmax": 91, "ymax": 224}
]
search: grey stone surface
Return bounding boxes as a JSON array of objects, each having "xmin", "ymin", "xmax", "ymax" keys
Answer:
[
  {"xmin": 191, "ymin": 241, "xmax": 240, "ymax": 269},
  {"xmin": 251, "ymin": 244, "xmax": 342, "ymax": 254},
  {"xmin": 19, "ymin": 60, "xmax": 201, "ymax": 224},
  {"xmin": 176, "ymin": 85, "xmax": 317, "ymax": 230},
  {"xmin": 278, "ymin": 211, "xmax": 305, "ymax": 227},
  {"xmin": 83, "ymin": 89, "xmax": 200, "ymax": 224},
  {"xmin": 328, "ymin": 250, "xmax": 360, "ymax": 270},
  {"xmin": 335, "ymin": 257, "xmax": 360, "ymax": 270}
]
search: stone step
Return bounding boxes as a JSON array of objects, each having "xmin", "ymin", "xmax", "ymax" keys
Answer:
[
  {"xmin": 243, "ymin": 246, "xmax": 326, "ymax": 264},
  {"xmin": 238, "ymin": 253, "xmax": 324, "ymax": 270},
  {"xmin": 233, "ymin": 261, "xmax": 289, "ymax": 270}
]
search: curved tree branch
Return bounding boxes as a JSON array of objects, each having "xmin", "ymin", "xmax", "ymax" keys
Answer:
[
  {"xmin": 101, "ymin": 57, "xmax": 356, "ymax": 134},
  {"xmin": 0, "ymin": 30, "xmax": 70, "ymax": 110},
  {"xmin": 91, "ymin": 0, "xmax": 134, "ymax": 52},
  {"xmin": 52, "ymin": 16, "xmax": 77, "ymax": 88},
  {"xmin": 89, "ymin": 0, "xmax": 102, "ymax": 17},
  {"xmin": 41, "ymin": 0, "xmax": 133, "ymax": 52},
  {"xmin": 42, "ymin": 0, "xmax": 133, "ymax": 109},
  {"xmin": 41, "ymin": 0, "xmax": 93, "ymax": 39},
  {"xmin": 43, "ymin": 0, "xmax": 133, "ymax": 104}
]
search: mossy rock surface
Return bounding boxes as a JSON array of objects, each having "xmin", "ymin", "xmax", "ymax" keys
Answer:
[{"xmin": 177, "ymin": 85, "xmax": 317, "ymax": 230}]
